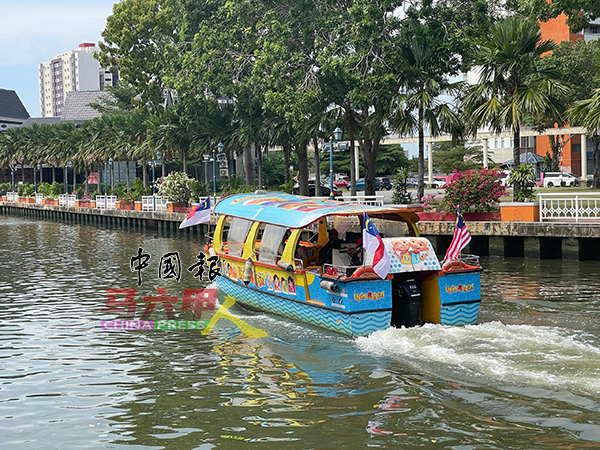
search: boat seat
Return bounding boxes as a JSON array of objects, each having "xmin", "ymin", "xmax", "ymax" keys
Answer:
[{"xmin": 333, "ymin": 249, "xmax": 352, "ymax": 267}]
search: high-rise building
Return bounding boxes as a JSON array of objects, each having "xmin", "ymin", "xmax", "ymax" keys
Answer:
[{"xmin": 38, "ymin": 43, "xmax": 117, "ymax": 118}]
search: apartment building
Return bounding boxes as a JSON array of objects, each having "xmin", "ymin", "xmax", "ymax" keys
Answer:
[{"xmin": 39, "ymin": 43, "xmax": 117, "ymax": 118}]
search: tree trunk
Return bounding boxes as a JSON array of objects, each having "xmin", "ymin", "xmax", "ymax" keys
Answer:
[
  {"xmin": 312, "ymin": 136, "xmax": 321, "ymax": 196},
  {"xmin": 513, "ymin": 126, "xmax": 521, "ymax": 200},
  {"xmin": 52, "ymin": 165, "xmax": 56, "ymax": 184},
  {"xmin": 182, "ymin": 148, "xmax": 187, "ymax": 174},
  {"xmin": 283, "ymin": 142, "xmax": 291, "ymax": 184},
  {"xmin": 362, "ymin": 133, "xmax": 379, "ymax": 196},
  {"xmin": 21, "ymin": 163, "xmax": 25, "ymax": 183},
  {"xmin": 417, "ymin": 109, "xmax": 425, "ymax": 201},
  {"xmin": 257, "ymin": 144, "xmax": 263, "ymax": 188},
  {"xmin": 348, "ymin": 127, "xmax": 357, "ymax": 197},
  {"xmin": 297, "ymin": 141, "xmax": 309, "ymax": 196},
  {"xmin": 244, "ymin": 143, "xmax": 255, "ymax": 186},
  {"xmin": 84, "ymin": 170, "xmax": 89, "ymax": 196}
]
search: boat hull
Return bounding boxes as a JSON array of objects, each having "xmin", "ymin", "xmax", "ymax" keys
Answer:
[{"xmin": 218, "ymin": 276, "xmax": 392, "ymax": 336}]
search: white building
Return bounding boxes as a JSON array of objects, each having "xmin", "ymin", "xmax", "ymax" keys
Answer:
[{"xmin": 39, "ymin": 43, "xmax": 117, "ymax": 118}]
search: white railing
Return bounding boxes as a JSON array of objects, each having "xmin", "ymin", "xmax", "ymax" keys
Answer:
[
  {"xmin": 35, "ymin": 193, "xmax": 44, "ymax": 204},
  {"xmin": 141, "ymin": 195, "xmax": 167, "ymax": 212},
  {"xmin": 58, "ymin": 194, "xmax": 77, "ymax": 207},
  {"xmin": 96, "ymin": 195, "xmax": 117, "ymax": 210},
  {"xmin": 6, "ymin": 192, "xmax": 19, "ymax": 202},
  {"xmin": 539, "ymin": 193, "xmax": 600, "ymax": 222},
  {"xmin": 315, "ymin": 194, "xmax": 384, "ymax": 206}
]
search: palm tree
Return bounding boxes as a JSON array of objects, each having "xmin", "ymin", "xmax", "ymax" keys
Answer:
[
  {"xmin": 568, "ymin": 88, "xmax": 600, "ymax": 188},
  {"xmin": 462, "ymin": 16, "xmax": 565, "ymax": 199},
  {"xmin": 392, "ymin": 37, "xmax": 463, "ymax": 200}
]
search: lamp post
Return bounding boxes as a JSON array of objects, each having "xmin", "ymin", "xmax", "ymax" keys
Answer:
[
  {"xmin": 64, "ymin": 165, "xmax": 68, "ymax": 194},
  {"xmin": 151, "ymin": 151, "xmax": 162, "ymax": 211},
  {"xmin": 214, "ymin": 142, "xmax": 223, "ymax": 205},
  {"xmin": 329, "ymin": 127, "xmax": 343, "ymax": 199},
  {"xmin": 34, "ymin": 164, "xmax": 40, "ymax": 193},
  {"xmin": 68, "ymin": 161, "xmax": 72, "ymax": 196},
  {"xmin": 11, "ymin": 166, "xmax": 15, "ymax": 193},
  {"xmin": 104, "ymin": 161, "xmax": 108, "ymax": 209},
  {"xmin": 108, "ymin": 158, "xmax": 114, "ymax": 190}
]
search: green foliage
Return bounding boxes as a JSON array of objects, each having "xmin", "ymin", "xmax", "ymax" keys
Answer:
[
  {"xmin": 37, "ymin": 182, "xmax": 62, "ymax": 199},
  {"xmin": 17, "ymin": 184, "xmax": 35, "ymax": 197},
  {"xmin": 0, "ymin": 183, "xmax": 10, "ymax": 195},
  {"xmin": 508, "ymin": 165, "xmax": 537, "ymax": 202},
  {"xmin": 392, "ymin": 168, "xmax": 414, "ymax": 205},
  {"xmin": 190, "ymin": 180, "xmax": 209, "ymax": 202},
  {"xmin": 157, "ymin": 172, "xmax": 195, "ymax": 206},
  {"xmin": 262, "ymin": 152, "xmax": 286, "ymax": 187},
  {"xmin": 279, "ymin": 180, "xmax": 294, "ymax": 194},
  {"xmin": 432, "ymin": 143, "xmax": 483, "ymax": 174},
  {"xmin": 442, "ymin": 168, "xmax": 507, "ymax": 213},
  {"xmin": 220, "ymin": 175, "xmax": 257, "ymax": 198}
]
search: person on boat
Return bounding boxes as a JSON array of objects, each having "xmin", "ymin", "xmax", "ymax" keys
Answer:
[
  {"xmin": 318, "ymin": 228, "xmax": 342, "ymax": 265},
  {"xmin": 346, "ymin": 236, "xmax": 363, "ymax": 266}
]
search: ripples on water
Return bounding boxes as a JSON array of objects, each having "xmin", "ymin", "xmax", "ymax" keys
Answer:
[{"xmin": 0, "ymin": 217, "xmax": 599, "ymax": 449}]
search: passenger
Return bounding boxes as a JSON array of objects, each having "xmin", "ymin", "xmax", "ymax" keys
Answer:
[
  {"xmin": 346, "ymin": 236, "xmax": 363, "ymax": 266},
  {"xmin": 318, "ymin": 228, "xmax": 342, "ymax": 265}
]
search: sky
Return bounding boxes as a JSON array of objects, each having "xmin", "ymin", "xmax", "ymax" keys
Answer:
[{"xmin": 0, "ymin": 0, "xmax": 117, "ymax": 117}]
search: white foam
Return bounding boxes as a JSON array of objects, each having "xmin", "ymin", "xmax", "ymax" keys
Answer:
[{"xmin": 355, "ymin": 321, "xmax": 600, "ymax": 397}]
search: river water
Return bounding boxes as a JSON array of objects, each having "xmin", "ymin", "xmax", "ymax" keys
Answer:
[{"xmin": 1, "ymin": 216, "xmax": 599, "ymax": 449}]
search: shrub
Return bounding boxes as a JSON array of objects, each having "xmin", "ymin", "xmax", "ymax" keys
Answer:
[
  {"xmin": 508, "ymin": 165, "xmax": 536, "ymax": 202},
  {"xmin": 420, "ymin": 193, "xmax": 443, "ymax": 212},
  {"xmin": 442, "ymin": 168, "xmax": 507, "ymax": 213},
  {"xmin": 158, "ymin": 171, "xmax": 195, "ymax": 205},
  {"xmin": 391, "ymin": 167, "xmax": 413, "ymax": 205},
  {"xmin": 0, "ymin": 183, "xmax": 11, "ymax": 195},
  {"xmin": 190, "ymin": 180, "xmax": 209, "ymax": 202},
  {"xmin": 18, "ymin": 183, "xmax": 35, "ymax": 197}
]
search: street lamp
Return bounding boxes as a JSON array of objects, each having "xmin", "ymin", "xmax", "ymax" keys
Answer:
[
  {"xmin": 34, "ymin": 164, "xmax": 40, "ymax": 193},
  {"xmin": 68, "ymin": 161, "xmax": 73, "ymax": 195},
  {"xmin": 329, "ymin": 126, "xmax": 343, "ymax": 199},
  {"xmin": 214, "ymin": 142, "xmax": 224, "ymax": 205},
  {"xmin": 104, "ymin": 161, "xmax": 108, "ymax": 209},
  {"xmin": 151, "ymin": 151, "xmax": 162, "ymax": 211},
  {"xmin": 108, "ymin": 158, "xmax": 114, "ymax": 190},
  {"xmin": 11, "ymin": 166, "xmax": 15, "ymax": 193}
]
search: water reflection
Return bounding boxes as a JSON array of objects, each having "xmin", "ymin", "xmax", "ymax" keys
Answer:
[{"xmin": 1, "ymin": 216, "xmax": 600, "ymax": 449}]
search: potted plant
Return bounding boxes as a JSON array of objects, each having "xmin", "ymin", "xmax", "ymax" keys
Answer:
[{"xmin": 500, "ymin": 165, "xmax": 539, "ymax": 222}]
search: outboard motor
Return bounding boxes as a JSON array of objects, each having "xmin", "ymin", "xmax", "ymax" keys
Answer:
[{"xmin": 392, "ymin": 278, "xmax": 422, "ymax": 328}]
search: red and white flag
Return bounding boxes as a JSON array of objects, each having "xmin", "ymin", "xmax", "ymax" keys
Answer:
[
  {"xmin": 363, "ymin": 213, "xmax": 390, "ymax": 279},
  {"xmin": 179, "ymin": 197, "xmax": 211, "ymax": 229},
  {"xmin": 445, "ymin": 206, "xmax": 471, "ymax": 260}
]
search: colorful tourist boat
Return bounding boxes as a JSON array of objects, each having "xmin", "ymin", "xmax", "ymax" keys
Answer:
[{"xmin": 207, "ymin": 193, "xmax": 482, "ymax": 336}]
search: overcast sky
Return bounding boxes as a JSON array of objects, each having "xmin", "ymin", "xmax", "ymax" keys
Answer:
[{"xmin": 0, "ymin": 0, "xmax": 117, "ymax": 117}]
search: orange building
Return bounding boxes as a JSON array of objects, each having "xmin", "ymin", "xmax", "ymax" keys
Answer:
[{"xmin": 536, "ymin": 14, "xmax": 600, "ymax": 176}]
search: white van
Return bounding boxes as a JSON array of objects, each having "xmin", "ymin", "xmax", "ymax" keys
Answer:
[{"xmin": 542, "ymin": 172, "xmax": 579, "ymax": 187}]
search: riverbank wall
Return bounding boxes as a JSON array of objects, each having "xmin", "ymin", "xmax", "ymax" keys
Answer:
[{"xmin": 2, "ymin": 202, "xmax": 599, "ymax": 260}]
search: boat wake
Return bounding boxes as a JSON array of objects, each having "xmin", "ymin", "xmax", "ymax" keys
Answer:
[{"xmin": 355, "ymin": 321, "xmax": 600, "ymax": 398}]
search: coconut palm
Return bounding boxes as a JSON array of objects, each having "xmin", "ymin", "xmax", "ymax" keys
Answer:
[
  {"xmin": 391, "ymin": 37, "xmax": 463, "ymax": 201},
  {"xmin": 462, "ymin": 16, "xmax": 566, "ymax": 199}
]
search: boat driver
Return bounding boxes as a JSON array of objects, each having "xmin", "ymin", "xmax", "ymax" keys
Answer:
[{"xmin": 318, "ymin": 228, "xmax": 342, "ymax": 265}]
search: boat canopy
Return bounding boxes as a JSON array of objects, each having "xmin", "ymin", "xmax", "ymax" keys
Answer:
[{"xmin": 214, "ymin": 193, "xmax": 422, "ymax": 229}]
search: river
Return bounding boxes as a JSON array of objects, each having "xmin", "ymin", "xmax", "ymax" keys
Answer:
[{"xmin": 0, "ymin": 216, "xmax": 599, "ymax": 449}]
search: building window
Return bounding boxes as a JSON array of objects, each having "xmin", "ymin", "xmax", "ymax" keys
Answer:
[{"xmin": 591, "ymin": 25, "xmax": 599, "ymax": 34}]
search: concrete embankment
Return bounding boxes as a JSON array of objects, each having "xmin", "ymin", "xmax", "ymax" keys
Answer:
[{"xmin": 2, "ymin": 202, "xmax": 599, "ymax": 260}]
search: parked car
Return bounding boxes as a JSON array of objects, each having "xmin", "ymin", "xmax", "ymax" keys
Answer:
[
  {"xmin": 431, "ymin": 177, "xmax": 446, "ymax": 189},
  {"xmin": 377, "ymin": 177, "xmax": 392, "ymax": 190},
  {"xmin": 406, "ymin": 178, "xmax": 418, "ymax": 188},
  {"xmin": 334, "ymin": 176, "xmax": 350, "ymax": 189},
  {"xmin": 293, "ymin": 180, "xmax": 342, "ymax": 197},
  {"xmin": 542, "ymin": 172, "xmax": 579, "ymax": 187},
  {"xmin": 352, "ymin": 178, "xmax": 382, "ymax": 191}
]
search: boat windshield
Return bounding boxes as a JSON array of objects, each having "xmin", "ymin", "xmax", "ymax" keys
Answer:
[
  {"xmin": 259, "ymin": 224, "xmax": 288, "ymax": 264},
  {"xmin": 227, "ymin": 217, "xmax": 253, "ymax": 257}
]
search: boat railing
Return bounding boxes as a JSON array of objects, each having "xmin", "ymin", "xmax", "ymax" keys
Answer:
[{"xmin": 441, "ymin": 254, "xmax": 481, "ymax": 269}]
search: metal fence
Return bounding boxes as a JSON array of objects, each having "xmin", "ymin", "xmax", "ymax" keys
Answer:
[
  {"xmin": 35, "ymin": 194, "xmax": 44, "ymax": 204},
  {"xmin": 141, "ymin": 196, "xmax": 167, "ymax": 212},
  {"xmin": 96, "ymin": 195, "xmax": 118, "ymax": 210},
  {"xmin": 6, "ymin": 192, "xmax": 19, "ymax": 202},
  {"xmin": 539, "ymin": 193, "xmax": 600, "ymax": 222},
  {"xmin": 314, "ymin": 195, "xmax": 385, "ymax": 206}
]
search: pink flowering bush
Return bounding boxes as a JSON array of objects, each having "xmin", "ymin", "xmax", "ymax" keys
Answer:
[
  {"xmin": 442, "ymin": 168, "xmax": 507, "ymax": 213},
  {"xmin": 420, "ymin": 193, "xmax": 443, "ymax": 212}
]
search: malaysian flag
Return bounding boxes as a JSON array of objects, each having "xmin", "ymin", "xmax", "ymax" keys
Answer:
[
  {"xmin": 363, "ymin": 213, "xmax": 390, "ymax": 279},
  {"xmin": 179, "ymin": 197, "xmax": 211, "ymax": 229},
  {"xmin": 445, "ymin": 206, "xmax": 471, "ymax": 261}
]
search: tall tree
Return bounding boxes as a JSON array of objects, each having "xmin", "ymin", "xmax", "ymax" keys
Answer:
[{"xmin": 462, "ymin": 16, "xmax": 566, "ymax": 199}]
